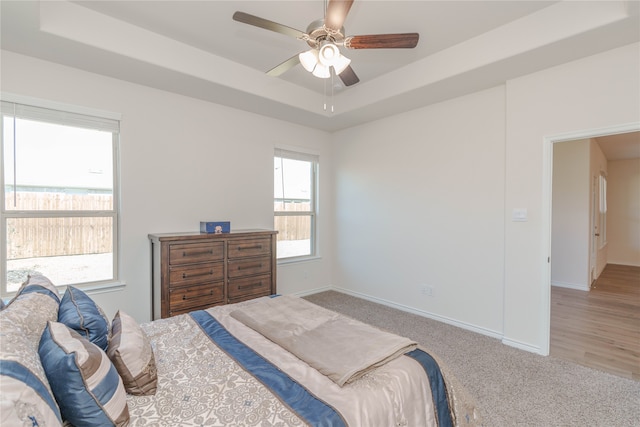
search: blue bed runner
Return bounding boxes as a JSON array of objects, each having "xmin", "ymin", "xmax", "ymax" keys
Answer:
[
  {"xmin": 405, "ymin": 349, "xmax": 453, "ymax": 427},
  {"xmin": 190, "ymin": 310, "xmax": 347, "ymax": 427}
]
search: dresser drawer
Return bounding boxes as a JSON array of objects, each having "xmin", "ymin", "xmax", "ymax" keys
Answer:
[
  {"xmin": 228, "ymin": 256, "xmax": 271, "ymax": 278},
  {"xmin": 228, "ymin": 274, "xmax": 272, "ymax": 300},
  {"xmin": 169, "ymin": 283, "xmax": 224, "ymax": 314},
  {"xmin": 227, "ymin": 238, "xmax": 271, "ymax": 259},
  {"xmin": 169, "ymin": 262, "xmax": 224, "ymax": 286},
  {"xmin": 170, "ymin": 242, "xmax": 224, "ymax": 265},
  {"xmin": 151, "ymin": 230, "xmax": 277, "ymax": 319}
]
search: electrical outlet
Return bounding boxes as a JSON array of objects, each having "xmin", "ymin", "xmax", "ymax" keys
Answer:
[{"xmin": 420, "ymin": 285, "xmax": 434, "ymax": 296}]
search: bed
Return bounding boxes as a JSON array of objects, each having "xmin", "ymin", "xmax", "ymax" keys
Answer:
[{"xmin": 0, "ymin": 275, "xmax": 480, "ymax": 426}]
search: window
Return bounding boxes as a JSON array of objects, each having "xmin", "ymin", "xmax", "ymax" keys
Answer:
[
  {"xmin": 274, "ymin": 148, "xmax": 318, "ymax": 260},
  {"xmin": 1, "ymin": 99, "xmax": 120, "ymax": 296},
  {"xmin": 599, "ymin": 172, "xmax": 607, "ymax": 247}
]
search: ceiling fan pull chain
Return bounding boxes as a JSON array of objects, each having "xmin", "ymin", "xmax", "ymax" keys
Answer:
[
  {"xmin": 323, "ymin": 78, "xmax": 327, "ymax": 112},
  {"xmin": 331, "ymin": 71, "xmax": 335, "ymax": 113}
]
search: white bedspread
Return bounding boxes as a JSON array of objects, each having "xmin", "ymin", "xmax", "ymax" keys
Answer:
[{"xmin": 126, "ymin": 297, "xmax": 481, "ymax": 426}]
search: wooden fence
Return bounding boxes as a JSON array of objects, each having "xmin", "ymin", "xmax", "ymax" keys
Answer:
[
  {"xmin": 274, "ymin": 200, "xmax": 311, "ymax": 241},
  {"xmin": 6, "ymin": 193, "xmax": 312, "ymax": 259},
  {"xmin": 5, "ymin": 193, "xmax": 113, "ymax": 260}
]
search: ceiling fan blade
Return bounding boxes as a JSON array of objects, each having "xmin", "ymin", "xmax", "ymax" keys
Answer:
[
  {"xmin": 233, "ymin": 11, "xmax": 307, "ymax": 39},
  {"xmin": 338, "ymin": 65, "xmax": 360, "ymax": 86},
  {"xmin": 324, "ymin": 0, "xmax": 354, "ymax": 33},
  {"xmin": 266, "ymin": 55, "xmax": 301, "ymax": 77},
  {"xmin": 345, "ymin": 33, "xmax": 419, "ymax": 49}
]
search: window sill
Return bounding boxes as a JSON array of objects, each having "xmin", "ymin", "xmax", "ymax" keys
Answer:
[
  {"xmin": 2, "ymin": 280, "xmax": 126, "ymax": 302},
  {"xmin": 277, "ymin": 256, "xmax": 322, "ymax": 266},
  {"xmin": 74, "ymin": 280, "xmax": 126, "ymax": 296}
]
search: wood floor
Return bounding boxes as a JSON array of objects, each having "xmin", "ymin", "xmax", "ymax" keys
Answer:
[{"xmin": 551, "ymin": 263, "xmax": 640, "ymax": 380}]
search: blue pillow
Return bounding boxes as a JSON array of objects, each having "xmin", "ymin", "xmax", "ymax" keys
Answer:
[
  {"xmin": 58, "ymin": 286, "xmax": 110, "ymax": 351},
  {"xmin": 38, "ymin": 321, "xmax": 129, "ymax": 426}
]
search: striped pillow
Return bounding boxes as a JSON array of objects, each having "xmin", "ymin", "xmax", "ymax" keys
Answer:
[
  {"xmin": 0, "ymin": 278, "xmax": 62, "ymax": 427},
  {"xmin": 58, "ymin": 286, "xmax": 110, "ymax": 351},
  {"xmin": 18, "ymin": 274, "xmax": 60, "ymax": 302},
  {"xmin": 107, "ymin": 310, "xmax": 158, "ymax": 395},
  {"xmin": 5, "ymin": 274, "xmax": 61, "ymax": 309},
  {"xmin": 39, "ymin": 321, "xmax": 130, "ymax": 427},
  {"xmin": 0, "ymin": 361, "xmax": 63, "ymax": 426}
]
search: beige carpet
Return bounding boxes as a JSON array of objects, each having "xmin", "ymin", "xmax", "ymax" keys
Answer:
[{"xmin": 304, "ymin": 291, "xmax": 640, "ymax": 427}]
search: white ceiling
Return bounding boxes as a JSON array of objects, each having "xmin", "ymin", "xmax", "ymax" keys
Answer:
[
  {"xmin": 596, "ymin": 131, "xmax": 640, "ymax": 161},
  {"xmin": 1, "ymin": 1, "xmax": 639, "ymax": 131}
]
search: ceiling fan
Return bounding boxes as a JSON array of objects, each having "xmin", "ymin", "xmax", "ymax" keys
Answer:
[{"xmin": 232, "ymin": 0, "xmax": 419, "ymax": 87}]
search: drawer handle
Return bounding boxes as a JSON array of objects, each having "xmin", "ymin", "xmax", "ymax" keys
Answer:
[
  {"xmin": 182, "ymin": 269, "xmax": 213, "ymax": 279},
  {"xmin": 183, "ymin": 250, "xmax": 213, "ymax": 257},
  {"xmin": 182, "ymin": 290, "xmax": 214, "ymax": 300},
  {"xmin": 238, "ymin": 245, "xmax": 262, "ymax": 251},
  {"xmin": 236, "ymin": 263, "xmax": 262, "ymax": 271},
  {"xmin": 238, "ymin": 282, "xmax": 264, "ymax": 291}
]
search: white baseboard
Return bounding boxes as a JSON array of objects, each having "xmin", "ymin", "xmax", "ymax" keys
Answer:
[
  {"xmin": 551, "ymin": 280, "xmax": 590, "ymax": 291},
  {"xmin": 290, "ymin": 286, "xmax": 333, "ymax": 298},
  {"xmin": 502, "ymin": 337, "xmax": 543, "ymax": 355},
  {"xmin": 328, "ymin": 286, "xmax": 503, "ymax": 340},
  {"xmin": 299, "ymin": 286, "xmax": 549, "ymax": 355},
  {"xmin": 607, "ymin": 260, "xmax": 640, "ymax": 268}
]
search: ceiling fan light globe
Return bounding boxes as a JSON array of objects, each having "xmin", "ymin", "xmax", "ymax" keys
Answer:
[
  {"xmin": 299, "ymin": 49, "xmax": 319, "ymax": 72},
  {"xmin": 333, "ymin": 54, "xmax": 351, "ymax": 75},
  {"xmin": 318, "ymin": 43, "xmax": 340, "ymax": 67},
  {"xmin": 312, "ymin": 63, "xmax": 331, "ymax": 79}
]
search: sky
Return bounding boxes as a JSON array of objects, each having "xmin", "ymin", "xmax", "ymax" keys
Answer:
[
  {"xmin": 274, "ymin": 156, "xmax": 312, "ymax": 202},
  {"xmin": 3, "ymin": 117, "xmax": 113, "ymax": 191}
]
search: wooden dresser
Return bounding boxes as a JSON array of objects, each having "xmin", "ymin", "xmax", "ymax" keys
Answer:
[{"xmin": 149, "ymin": 230, "xmax": 277, "ymax": 319}]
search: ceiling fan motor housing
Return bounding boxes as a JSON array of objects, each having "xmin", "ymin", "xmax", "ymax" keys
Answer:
[{"xmin": 305, "ymin": 19, "xmax": 345, "ymax": 47}]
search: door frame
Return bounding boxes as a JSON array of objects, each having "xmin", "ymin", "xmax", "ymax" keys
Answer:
[{"xmin": 541, "ymin": 121, "xmax": 640, "ymax": 356}]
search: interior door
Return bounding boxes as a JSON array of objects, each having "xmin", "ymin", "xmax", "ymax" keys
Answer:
[
  {"xmin": 595, "ymin": 173, "xmax": 608, "ymax": 278},
  {"xmin": 590, "ymin": 174, "xmax": 599, "ymax": 284}
]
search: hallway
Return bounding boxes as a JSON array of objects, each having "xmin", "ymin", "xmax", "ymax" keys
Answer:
[{"xmin": 550, "ymin": 264, "xmax": 640, "ymax": 380}]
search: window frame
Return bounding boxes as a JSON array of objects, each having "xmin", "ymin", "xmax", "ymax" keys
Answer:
[
  {"xmin": 274, "ymin": 147, "xmax": 319, "ymax": 262},
  {"xmin": 1, "ymin": 94, "xmax": 122, "ymax": 297}
]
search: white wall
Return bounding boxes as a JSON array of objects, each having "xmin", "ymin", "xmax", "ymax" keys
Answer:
[
  {"xmin": 332, "ymin": 86, "xmax": 506, "ymax": 336},
  {"xmin": 551, "ymin": 139, "xmax": 590, "ymax": 290},
  {"xmin": 332, "ymin": 42, "xmax": 639, "ymax": 353},
  {"xmin": 504, "ymin": 43, "xmax": 639, "ymax": 352},
  {"xmin": 607, "ymin": 158, "xmax": 640, "ymax": 266},
  {"xmin": 1, "ymin": 51, "xmax": 333, "ymax": 323}
]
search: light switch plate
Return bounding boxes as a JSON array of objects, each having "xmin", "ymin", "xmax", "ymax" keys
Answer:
[{"xmin": 512, "ymin": 208, "xmax": 528, "ymax": 222}]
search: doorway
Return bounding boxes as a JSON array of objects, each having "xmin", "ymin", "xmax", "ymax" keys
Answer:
[{"xmin": 541, "ymin": 123, "xmax": 640, "ymax": 359}]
